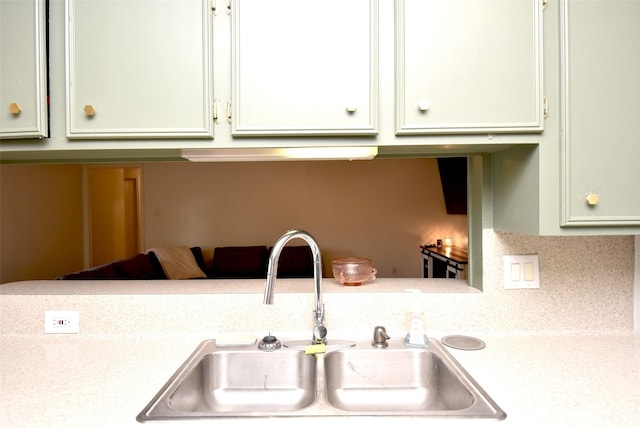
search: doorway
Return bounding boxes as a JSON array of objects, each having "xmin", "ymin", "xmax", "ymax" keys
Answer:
[{"xmin": 85, "ymin": 167, "xmax": 142, "ymax": 267}]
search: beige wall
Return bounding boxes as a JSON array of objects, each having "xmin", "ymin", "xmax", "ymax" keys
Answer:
[
  {"xmin": 0, "ymin": 159, "xmax": 467, "ymax": 282},
  {"xmin": 0, "ymin": 164, "xmax": 84, "ymax": 283},
  {"xmin": 142, "ymin": 158, "xmax": 468, "ymax": 277}
]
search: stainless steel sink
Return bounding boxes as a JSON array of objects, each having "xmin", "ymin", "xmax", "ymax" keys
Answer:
[
  {"xmin": 324, "ymin": 339, "xmax": 505, "ymax": 418},
  {"xmin": 137, "ymin": 340, "xmax": 317, "ymax": 421},
  {"xmin": 137, "ymin": 337, "xmax": 505, "ymax": 421}
]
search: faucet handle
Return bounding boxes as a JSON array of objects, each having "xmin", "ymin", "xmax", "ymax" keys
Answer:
[{"xmin": 372, "ymin": 326, "xmax": 390, "ymax": 348}]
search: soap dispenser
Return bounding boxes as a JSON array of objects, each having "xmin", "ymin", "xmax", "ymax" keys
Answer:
[{"xmin": 404, "ymin": 289, "xmax": 429, "ymax": 348}]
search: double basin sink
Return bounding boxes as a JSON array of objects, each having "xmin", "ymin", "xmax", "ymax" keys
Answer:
[{"xmin": 137, "ymin": 337, "xmax": 505, "ymax": 421}]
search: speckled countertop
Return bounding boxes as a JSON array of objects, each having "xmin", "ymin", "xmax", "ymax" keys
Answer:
[
  {"xmin": 1, "ymin": 334, "xmax": 638, "ymax": 428},
  {"xmin": 1, "ymin": 278, "xmax": 639, "ymax": 427}
]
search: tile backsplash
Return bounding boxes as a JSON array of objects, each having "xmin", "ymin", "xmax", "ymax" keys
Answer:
[{"xmin": 474, "ymin": 230, "xmax": 635, "ymax": 334}]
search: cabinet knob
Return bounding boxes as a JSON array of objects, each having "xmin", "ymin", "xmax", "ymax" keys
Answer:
[
  {"xmin": 346, "ymin": 105, "xmax": 357, "ymax": 113},
  {"xmin": 418, "ymin": 99, "xmax": 431, "ymax": 112},
  {"xmin": 83, "ymin": 104, "xmax": 96, "ymax": 117},
  {"xmin": 586, "ymin": 193, "xmax": 599, "ymax": 206},
  {"xmin": 8, "ymin": 102, "xmax": 22, "ymax": 115}
]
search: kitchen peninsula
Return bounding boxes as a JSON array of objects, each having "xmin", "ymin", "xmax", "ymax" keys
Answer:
[{"xmin": 1, "ymin": 274, "xmax": 638, "ymax": 428}]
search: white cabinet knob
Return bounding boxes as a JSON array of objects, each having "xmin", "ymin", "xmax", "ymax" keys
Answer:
[
  {"xmin": 8, "ymin": 102, "xmax": 21, "ymax": 115},
  {"xmin": 586, "ymin": 193, "xmax": 599, "ymax": 206},
  {"xmin": 346, "ymin": 105, "xmax": 357, "ymax": 113},
  {"xmin": 418, "ymin": 99, "xmax": 431, "ymax": 112},
  {"xmin": 84, "ymin": 104, "xmax": 96, "ymax": 117}
]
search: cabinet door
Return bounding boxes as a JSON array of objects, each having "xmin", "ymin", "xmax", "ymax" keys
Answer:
[
  {"xmin": 66, "ymin": 0, "xmax": 213, "ymax": 139},
  {"xmin": 0, "ymin": 0, "xmax": 48, "ymax": 139},
  {"xmin": 396, "ymin": 0, "xmax": 543, "ymax": 135},
  {"xmin": 561, "ymin": 0, "xmax": 640, "ymax": 226},
  {"xmin": 231, "ymin": 0, "xmax": 377, "ymax": 136}
]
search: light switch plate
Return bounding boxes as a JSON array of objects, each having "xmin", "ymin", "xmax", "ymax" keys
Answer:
[{"xmin": 503, "ymin": 255, "xmax": 540, "ymax": 289}]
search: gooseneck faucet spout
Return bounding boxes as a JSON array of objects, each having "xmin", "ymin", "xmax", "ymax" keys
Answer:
[{"xmin": 264, "ymin": 230, "xmax": 326, "ymax": 344}]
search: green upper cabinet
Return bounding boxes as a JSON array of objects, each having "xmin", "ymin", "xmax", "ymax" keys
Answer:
[
  {"xmin": 395, "ymin": 0, "xmax": 544, "ymax": 135},
  {"xmin": 560, "ymin": 0, "xmax": 640, "ymax": 226},
  {"xmin": 0, "ymin": 0, "xmax": 48, "ymax": 139},
  {"xmin": 230, "ymin": 0, "xmax": 378, "ymax": 136},
  {"xmin": 492, "ymin": 0, "xmax": 640, "ymax": 235},
  {"xmin": 65, "ymin": 0, "xmax": 214, "ymax": 139}
]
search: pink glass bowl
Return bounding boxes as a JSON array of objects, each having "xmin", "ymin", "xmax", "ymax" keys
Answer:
[{"xmin": 331, "ymin": 257, "xmax": 377, "ymax": 286}]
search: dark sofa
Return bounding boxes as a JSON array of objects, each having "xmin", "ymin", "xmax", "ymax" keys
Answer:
[{"xmin": 57, "ymin": 246, "xmax": 314, "ymax": 280}]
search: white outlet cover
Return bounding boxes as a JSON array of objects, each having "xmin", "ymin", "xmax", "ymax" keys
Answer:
[
  {"xmin": 503, "ymin": 255, "xmax": 540, "ymax": 289},
  {"xmin": 45, "ymin": 311, "xmax": 80, "ymax": 334}
]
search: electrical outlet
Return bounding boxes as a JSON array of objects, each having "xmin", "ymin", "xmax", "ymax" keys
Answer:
[
  {"xmin": 503, "ymin": 255, "xmax": 540, "ymax": 289},
  {"xmin": 45, "ymin": 311, "xmax": 80, "ymax": 334}
]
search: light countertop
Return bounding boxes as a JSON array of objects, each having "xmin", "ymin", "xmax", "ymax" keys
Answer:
[
  {"xmin": 1, "ymin": 277, "xmax": 638, "ymax": 427},
  {"xmin": 1, "ymin": 334, "xmax": 639, "ymax": 428}
]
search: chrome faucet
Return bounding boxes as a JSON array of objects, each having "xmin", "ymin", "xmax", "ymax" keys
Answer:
[{"xmin": 264, "ymin": 230, "xmax": 327, "ymax": 344}]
